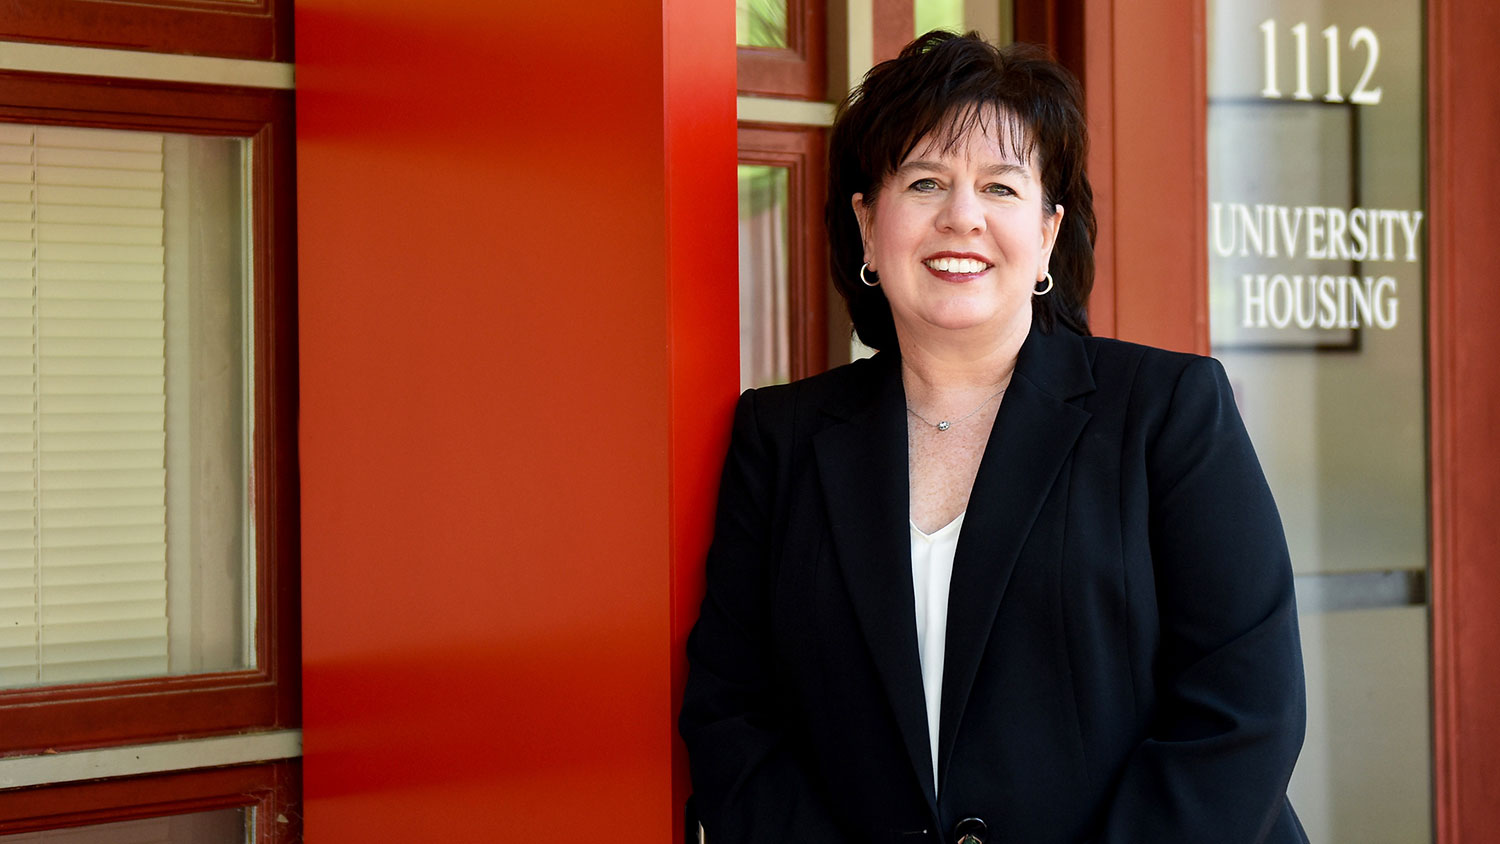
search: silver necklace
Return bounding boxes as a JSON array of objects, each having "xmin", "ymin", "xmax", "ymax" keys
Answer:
[{"xmin": 906, "ymin": 386, "xmax": 1007, "ymax": 432}]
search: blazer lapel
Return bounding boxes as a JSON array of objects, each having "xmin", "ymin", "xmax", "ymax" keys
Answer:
[
  {"xmin": 813, "ymin": 354, "xmax": 939, "ymax": 812},
  {"xmin": 935, "ymin": 327, "xmax": 1096, "ymax": 792}
]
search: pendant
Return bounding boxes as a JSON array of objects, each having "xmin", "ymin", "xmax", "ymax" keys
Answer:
[{"xmin": 937, "ymin": 421, "xmax": 951, "ymax": 431}]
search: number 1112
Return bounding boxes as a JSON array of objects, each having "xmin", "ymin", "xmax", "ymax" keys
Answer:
[{"xmin": 1259, "ymin": 19, "xmax": 1383, "ymax": 105}]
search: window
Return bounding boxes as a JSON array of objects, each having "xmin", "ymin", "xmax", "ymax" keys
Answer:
[
  {"xmin": 0, "ymin": 41, "xmax": 298, "ymax": 841},
  {"xmin": 0, "ymin": 74, "xmax": 297, "ymax": 752},
  {"xmin": 737, "ymin": 125, "xmax": 830, "ymax": 388},
  {"xmin": 0, "ymin": 125, "xmax": 252, "ymax": 688},
  {"xmin": 737, "ymin": 0, "xmax": 828, "ymax": 99}
]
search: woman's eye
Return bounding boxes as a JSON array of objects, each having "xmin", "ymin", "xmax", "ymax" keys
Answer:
[
  {"xmin": 986, "ymin": 183, "xmax": 1016, "ymax": 196},
  {"xmin": 909, "ymin": 178, "xmax": 939, "ymax": 192}
]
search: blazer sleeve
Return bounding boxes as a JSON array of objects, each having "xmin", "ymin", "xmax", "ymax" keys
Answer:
[
  {"xmin": 1099, "ymin": 356, "xmax": 1307, "ymax": 843},
  {"xmin": 679, "ymin": 389, "xmax": 848, "ymax": 843}
]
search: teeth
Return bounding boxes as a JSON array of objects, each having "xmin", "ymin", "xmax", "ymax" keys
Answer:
[{"xmin": 925, "ymin": 257, "xmax": 990, "ymax": 274}]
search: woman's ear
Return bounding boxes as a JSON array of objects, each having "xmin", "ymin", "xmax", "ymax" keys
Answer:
[
  {"xmin": 851, "ymin": 193, "xmax": 873, "ymax": 265},
  {"xmin": 1039, "ymin": 203, "xmax": 1064, "ymax": 278}
]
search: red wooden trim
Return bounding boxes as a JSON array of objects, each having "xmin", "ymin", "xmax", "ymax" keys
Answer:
[
  {"xmin": 1429, "ymin": 1, "xmax": 1500, "ymax": 841},
  {"xmin": 1186, "ymin": 2, "xmax": 1208, "ymax": 355},
  {"xmin": 737, "ymin": 0, "xmax": 827, "ymax": 99},
  {"xmin": 0, "ymin": 0, "xmax": 292, "ymax": 63},
  {"xmin": 1017, "ymin": 0, "xmax": 1119, "ymax": 337},
  {"xmin": 873, "ymin": 0, "xmax": 913, "ymax": 64},
  {"xmin": 738, "ymin": 124, "xmax": 830, "ymax": 381},
  {"xmin": 1428, "ymin": 4, "xmax": 1457, "ymax": 839},
  {"xmin": 1078, "ymin": 0, "xmax": 1115, "ymax": 338},
  {"xmin": 0, "ymin": 72, "xmax": 281, "ymax": 127},
  {"xmin": 1026, "ymin": 0, "xmax": 1206, "ymax": 352},
  {"xmin": 0, "ymin": 761, "xmax": 300, "ymax": 842},
  {"xmin": 0, "ymin": 681, "xmax": 283, "ymax": 756},
  {"xmin": 1013, "ymin": 0, "xmax": 1058, "ymax": 50},
  {"xmin": 254, "ymin": 85, "xmax": 303, "ymax": 736},
  {"xmin": 0, "ymin": 74, "xmax": 299, "ymax": 755},
  {"xmin": 1014, "ymin": 0, "xmax": 1085, "ymax": 76}
]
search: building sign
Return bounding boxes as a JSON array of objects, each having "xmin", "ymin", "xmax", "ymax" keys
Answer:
[{"xmin": 1207, "ymin": 1, "xmax": 1424, "ymax": 349}]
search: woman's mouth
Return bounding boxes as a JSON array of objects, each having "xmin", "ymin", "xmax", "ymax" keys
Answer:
[{"xmin": 923, "ymin": 256, "xmax": 992, "ymax": 277}]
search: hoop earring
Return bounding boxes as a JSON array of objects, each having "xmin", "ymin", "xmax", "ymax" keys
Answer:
[
  {"xmin": 860, "ymin": 263, "xmax": 880, "ymax": 287},
  {"xmin": 1034, "ymin": 272, "xmax": 1054, "ymax": 296}
]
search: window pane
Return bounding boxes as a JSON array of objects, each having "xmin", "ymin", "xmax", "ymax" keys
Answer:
[
  {"xmin": 737, "ymin": 165, "xmax": 791, "ymax": 390},
  {"xmin": 1205, "ymin": 1, "xmax": 1430, "ymax": 840},
  {"xmin": 915, "ymin": 0, "xmax": 965, "ymax": 35},
  {"xmin": 1, "ymin": 806, "xmax": 247, "ymax": 842},
  {"xmin": 0, "ymin": 122, "xmax": 253, "ymax": 688},
  {"xmin": 737, "ymin": 0, "xmax": 788, "ymax": 48}
]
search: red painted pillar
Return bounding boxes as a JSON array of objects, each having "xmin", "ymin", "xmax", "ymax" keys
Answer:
[{"xmin": 295, "ymin": 0, "xmax": 736, "ymax": 840}]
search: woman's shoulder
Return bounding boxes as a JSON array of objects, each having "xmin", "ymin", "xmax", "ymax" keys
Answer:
[
  {"xmin": 1069, "ymin": 334, "xmax": 1239, "ymax": 431},
  {"xmin": 1080, "ymin": 334, "xmax": 1229, "ymax": 393},
  {"xmin": 740, "ymin": 353, "xmax": 892, "ymax": 424},
  {"xmin": 1080, "ymin": 333, "xmax": 1208, "ymax": 373}
]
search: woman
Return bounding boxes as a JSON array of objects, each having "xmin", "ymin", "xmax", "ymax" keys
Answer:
[{"xmin": 681, "ymin": 32, "xmax": 1308, "ymax": 844}]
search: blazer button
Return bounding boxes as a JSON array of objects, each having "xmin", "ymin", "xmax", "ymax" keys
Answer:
[{"xmin": 954, "ymin": 817, "xmax": 987, "ymax": 844}]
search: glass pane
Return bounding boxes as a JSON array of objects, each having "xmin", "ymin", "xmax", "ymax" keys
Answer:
[
  {"xmin": 915, "ymin": 0, "xmax": 966, "ymax": 35},
  {"xmin": 0, "ymin": 806, "xmax": 247, "ymax": 843},
  {"xmin": 0, "ymin": 122, "xmax": 254, "ymax": 689},
  {"xmin": 737, "ymin": 0, "xmax": 788, "ymax": 48},
  {"xmin": 1292, "ymin": 607, "xmax": 1431, "ymax": 842},
  {"xmin": 914, "ymin": 0, "xmax": 1012, "ymax": 44},
  {"xmin": 1206, "ymin": 1, "xmax": 1429, "ymax": 841},
  {"xmin": 737, "ymin": 165, "xmax": 792, "ymax": 390}
]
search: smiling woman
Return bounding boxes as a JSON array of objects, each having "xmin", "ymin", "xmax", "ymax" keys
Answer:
[{"xmin": 682, "ymin": 31, "xmax": 1311, "ymax": 844}]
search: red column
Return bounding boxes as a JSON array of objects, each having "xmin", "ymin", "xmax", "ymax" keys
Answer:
[{"xmin": 295, "ymin": 0, "xmax": 736, "ymax": 840}]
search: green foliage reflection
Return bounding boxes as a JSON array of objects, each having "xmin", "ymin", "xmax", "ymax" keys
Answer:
[
  {"xmin": 738, "ymin": 165, "xmax": 788, "ymax": 220},
  {"xmin": 737, "ymin": 0, "xmax": 788, "ymax": 49},
  {"xmin": 915, "ymin": 0, "xmax": 965, "ymax": 37}
]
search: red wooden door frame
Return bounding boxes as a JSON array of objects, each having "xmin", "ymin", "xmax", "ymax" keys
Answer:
[{"xmin": 1427, "ymin": 2, "xmax": 1500, "ymax": 840}]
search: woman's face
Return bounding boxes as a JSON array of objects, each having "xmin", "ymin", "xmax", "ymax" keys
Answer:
[{"xmin": 853, "ymin": 115, "xmax": 1062, "ymax": 347}]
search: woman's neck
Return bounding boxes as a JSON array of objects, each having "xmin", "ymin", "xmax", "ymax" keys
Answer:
[{"xmin": 896, "ymin": 316, "xmax": 1029, "ymax": 399}]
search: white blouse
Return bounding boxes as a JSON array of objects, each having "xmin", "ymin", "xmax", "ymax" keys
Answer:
[{"xmin": 910, "ymin": 511, "xmax": 964, "ymax": 794}]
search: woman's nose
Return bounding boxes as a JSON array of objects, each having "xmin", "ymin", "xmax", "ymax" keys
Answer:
[{"xmin": 936, "ymin": 189, "xmax": 985, "ymax": 234}]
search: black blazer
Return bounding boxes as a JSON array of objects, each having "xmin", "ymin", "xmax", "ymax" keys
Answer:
[{"xmin": 680, "ymin": 326, "xmax": 1309, "ymax": 844}]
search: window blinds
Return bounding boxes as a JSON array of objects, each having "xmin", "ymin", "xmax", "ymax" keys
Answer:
[{"xmin": 0, "ymin": 123, "xmax": 170, "ymax": 687}]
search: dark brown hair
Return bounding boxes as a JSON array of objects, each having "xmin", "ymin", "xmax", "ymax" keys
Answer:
[{"xmin": 826, "ymin": 32, "xmax": 1096, "ymax": 349}]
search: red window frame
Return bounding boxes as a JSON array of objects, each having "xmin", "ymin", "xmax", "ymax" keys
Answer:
[
  {"xmin": 0, "ymin": 0, "xmax": 292, "ymax": 62},
  {"xmin": 0, "ymin": 761, "xmax": 300, "ymax": 841},
  {"xmin": 738, "ymin": 0, "xmax": 827, "ymax": 100},
  {"xmin": 0, "ymin": 72, "xmax": 300, "ymax": 756},
  {"xmin": 738, "ymin": 123, "xmax": 830, "ymax": 379}
]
